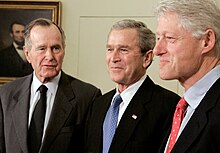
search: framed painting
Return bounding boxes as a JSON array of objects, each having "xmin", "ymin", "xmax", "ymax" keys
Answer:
[{"xmin": 0, "ymin": 1, "xmax": 61, "ymax": 84}]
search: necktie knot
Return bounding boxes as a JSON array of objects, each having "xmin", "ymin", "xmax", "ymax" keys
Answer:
[
  {"xmin": 176, "ymin": 97, "xmax": 188, "ymax": 111},
  {"xmin": 112, "ymin": 94, "xmax": 123, "ymax": 108},
  {"xmin": 38, "ymin": 85, "xmax": 48, "ymax": 94},
  {"xmin": 17, "ymin": 46, "xmax": 23, "ymax": 50}
]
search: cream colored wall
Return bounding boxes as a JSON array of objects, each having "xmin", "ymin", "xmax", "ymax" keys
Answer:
[
  {"xmin": 2, "ymin": 0, "xmax": 184, "ymax": 95},
  {"xmin": 60, "ymin": 0, "xmax": 184, "ymax": 95}
]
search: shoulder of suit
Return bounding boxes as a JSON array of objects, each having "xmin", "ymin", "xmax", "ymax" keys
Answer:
[
  {"xmin": 61, "ymin": 72, "xmax": 100, "ymax": 93},
  {"xmin": 0, "ymin": 74, "xmax": 31, "ymax": 90}
]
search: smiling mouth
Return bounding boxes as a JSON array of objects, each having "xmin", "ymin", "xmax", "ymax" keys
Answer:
[
  {"xmin": 159, "ymin": 59, "xmax": 171, "ymax": 67},
  {"xmin": 110, "ymin": 66, "xmax": 123, "ymax": 70}
]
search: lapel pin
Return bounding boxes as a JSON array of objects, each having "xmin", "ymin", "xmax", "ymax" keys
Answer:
[{"xmin": 132, "ymin": 114, "xmax": 137, "ymax": 120}]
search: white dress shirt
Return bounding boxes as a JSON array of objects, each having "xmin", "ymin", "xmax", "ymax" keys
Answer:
[
  {"xmin": 112, "ymin": 75, "xmax": 146, "ymax": 125},
  {"xmin": 13, "ymin": 42, "xmax": 27, "ymax": 62},
  {"xmin": 28, "ymin": 71, "xmax": 61, "ymax": 140}
]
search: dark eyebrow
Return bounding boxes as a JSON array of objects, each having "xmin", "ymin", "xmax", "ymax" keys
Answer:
[
  {"xmin": 119, "ymin": 45, "xmax": 129, "ymax": 48},
  {"xmin": 106, "ymin": 44, "xmax": 129, "ymax": 48},
  {"xmin": 52, "ymin": 44, "xmax": 61, "ymax": 48}
]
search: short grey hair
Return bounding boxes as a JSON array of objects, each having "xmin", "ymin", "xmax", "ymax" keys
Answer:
[
  {"xmin": 109, "ymin": 19, "xmax": 156, "ymax": 55},
  {"xmin": 24, "ymin": 18, "xmax": 66, "ymax": 50},
  {"xmin": 155, "ymin": 0, "xmax": 220, "ymax": 57}
]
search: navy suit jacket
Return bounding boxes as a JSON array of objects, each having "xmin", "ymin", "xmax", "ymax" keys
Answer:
[
  {"xmin": 158, "ymin": 77, "xmax": 220, "ymax": 153},
  {"xmin": 0, "ymin": 71, "xmax": 101, "ymax": 153},
  {"xmin": 0, "ymin": 44, "xmax": 33, "ymax": 77},
  {"xmin": 85, "ymin": 76, "xmax": 180, "ymax": 153}
]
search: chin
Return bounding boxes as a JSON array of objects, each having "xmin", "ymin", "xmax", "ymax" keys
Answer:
[
  {"xmin": 43, "ymin": 72, "xmax": 58, "ymax": 78},
  {"xmin": 110, "ymin": 77, "xmax": 123, "ymax": 83},
  {"xmin": 159, "ymin": 72, "xmax": 172, "ymax": 80}
]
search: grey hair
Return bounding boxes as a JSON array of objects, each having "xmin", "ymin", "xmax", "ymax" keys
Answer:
[
  {"xmin": 155, "ymin": 0, "xmax": 220, "ymax": 57},
  {"xmin": 24, "ymin": 18, "xmax": 66, "ymax": 50},
  {"xmin": 109, "ymin": 19, "xmax": 156, "ymax": 55}
]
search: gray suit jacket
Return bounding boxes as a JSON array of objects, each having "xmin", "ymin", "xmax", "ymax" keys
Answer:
[
  {"xmin": 85, "ymin": 76, "xmax": 180, "ymax": 153},
  {"xmin": 0, "ymin": 71, "xmax": 101, "ymax": 153}
]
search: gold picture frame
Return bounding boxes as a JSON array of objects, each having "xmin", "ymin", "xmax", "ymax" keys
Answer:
[{"xmin": 0, "ymin": 1, "xmax": 61, "ymax": 84}]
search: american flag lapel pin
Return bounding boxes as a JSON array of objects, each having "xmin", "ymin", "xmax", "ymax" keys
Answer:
[{"xmin": 132, "ymin": 114, "xmax": 137, "ymax": 120}]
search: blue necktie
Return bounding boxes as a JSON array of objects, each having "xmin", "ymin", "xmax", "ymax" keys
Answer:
[{"xmin": 103, "ymin": 94, "xmax": 123, "ymax": 153}]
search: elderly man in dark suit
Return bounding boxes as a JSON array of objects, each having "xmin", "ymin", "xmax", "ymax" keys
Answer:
[
  {"xmin": 84, "ymin": 19, "xmax": 180, "ymax": 153},
  {"xmin": 154, "ymin": 0, "xmax": 220, "ymax": 152},
  {"xmin": 0, "ymin": 18, "xmax": 101, "ymax": 153},
  {"xmin": 0, "ymin": 21, "xmax": 33, "ymax": 77}
]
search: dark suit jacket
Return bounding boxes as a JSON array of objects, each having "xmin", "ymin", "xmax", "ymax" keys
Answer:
[
  {"xmin": 0, "ymin": 44, "xmax": 33, "ymax": 77},
  {"xmin": 0, "ymin": 71, "xmax": 101, "ymax": 153},
  {"xmin": 158, "ymin": 77, "xmax": 220, "ymax": 153},
  {"xmin": 85, "ymin": 76, "xmax": 180, "ymax": 153}
]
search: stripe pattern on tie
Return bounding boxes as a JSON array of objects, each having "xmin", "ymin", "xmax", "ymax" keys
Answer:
[{"xmin": 103, "ymin": 94, "xmax": 123, "ymax": 153}]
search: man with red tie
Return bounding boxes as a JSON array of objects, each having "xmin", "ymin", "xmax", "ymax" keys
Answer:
[{"xmin": 154, "ymin": 0, "xmax": 220, "ymax": 152}]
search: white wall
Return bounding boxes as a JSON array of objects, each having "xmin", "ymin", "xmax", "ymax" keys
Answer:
[
  {"xmin": 2, "ymin": 0, "xmax": 184, "ymax": 95},
  {"xmin": 60, "ymin": 0, "xmax": 184, "ymax": 95}
]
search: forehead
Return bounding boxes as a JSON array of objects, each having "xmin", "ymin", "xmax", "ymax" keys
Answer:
[
  {"xmin": 30, "ymin": 24, "xmax": 61, "ymax": 38},
  {"xmin": 29, "ymin": 24, "xmax": 63, "ymax": 47},
  {"xmin": 12, "ymin": 24, "xmax": 25, "ymax": 31},
  {"xmin": 156, "ymin": 12, "xmax": 183, "ymax": 34},
  {"xmin": 107, "ymin": 28, "xmax": 138, "ymax": 45}
]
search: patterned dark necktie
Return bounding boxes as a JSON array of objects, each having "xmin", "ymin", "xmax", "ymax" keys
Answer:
[{"xmin": 28, "ymin": 85, "xmax": 48, "ymax": 153}]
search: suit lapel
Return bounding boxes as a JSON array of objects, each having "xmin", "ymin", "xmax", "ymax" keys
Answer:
[
  {"xmin": 11, "ymin": 75, "xmax": 32, "ymax": 153},
  {"xmin": 110, "ymin": 77, "xmax": 154, "ymax": 153},
  {"xmin": 172, "ymin": 78, "xmax": 220, "ymax": 153},
  {"xmin": 40, "ymin": 73, "xmax": 75, "ymax": 152}
]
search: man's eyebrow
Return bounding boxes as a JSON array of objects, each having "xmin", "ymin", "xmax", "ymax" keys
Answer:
[{"xmin": 106, "ymin": 44, "xmax": 129, "ymax": 48}]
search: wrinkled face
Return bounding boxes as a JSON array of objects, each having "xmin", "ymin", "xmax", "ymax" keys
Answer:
[
  {"xmin": 153, "ymin": 12, "xmax": 203, "ymax": 83},
  {"xmin": 24, "ymin": 24, "xmax": 65, "ymax": 83},
  {"xmin": 10, "ymin": 24, "xmax": 25, "ymax": 46},
  {"xmin": 106, "ymin": 29, "xmax": 148, "ymax": 86}
]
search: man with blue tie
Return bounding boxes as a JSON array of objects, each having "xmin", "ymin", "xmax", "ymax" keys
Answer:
[{"xmin": 84, "ymin": 19, "xmax": 180, "ymax": 153}]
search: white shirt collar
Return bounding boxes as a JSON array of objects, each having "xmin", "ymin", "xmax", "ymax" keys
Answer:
[
  {"xmin": 32, "ymin": 71, "xmax": 61, "ymax": 94},
  {"xmin": 115, "ymin": 75, "xmax": 146, "ymax": 104},
  {"xmin": 184, "ymin": 65, "xmax": 220, "ymax": 109}
]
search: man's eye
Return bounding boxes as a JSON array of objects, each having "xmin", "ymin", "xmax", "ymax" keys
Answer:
[
  {"xmin": 120, "ymin": 48, "xmax": 128, "ymax": 53},
  {"xmin": 166, "ymin": 36, "xmax": 174, "ymax": 39},
  {"xmin": 39, "ymin": 47, "xmax": 46, "ymax": 51},
  {"xmin": 157, "ymin": 37, "xmax": 160, "ymax": 41},
  {"xmin": 107, "ymin": 48, "xmax": 113, "ymax": 52},
  {"xmin": 53, "ymin": 47, "xmax": 61, "ymax": 52},
  {"xmin": 166, "ymin": 36, "xmax": 176, "ymax": 43}
]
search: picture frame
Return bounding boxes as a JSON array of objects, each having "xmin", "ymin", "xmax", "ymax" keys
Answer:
[{"xmin": 0, "ymin": 1, "xmax": 61, "ymax": 84}]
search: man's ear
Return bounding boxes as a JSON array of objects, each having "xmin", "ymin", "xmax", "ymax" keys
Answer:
[
  {"xmin": 143, "ymin": 50, "xmax": 154, "ymax": 69},
  {"xmin": 201, "ymin": 29, "xmax": 216, "ymax": 54},
  {"xmin": 10, "ymin": 32, "xmax": 13, "ymax": 38},
  {"xmin": 23, "ymin": 47, "xmax": 31, "ymax": 63}
]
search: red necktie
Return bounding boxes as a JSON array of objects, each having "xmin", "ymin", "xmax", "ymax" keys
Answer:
[{"xmin": 166, "ymin": 97, "xmax": 188, "ymax": 153}]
